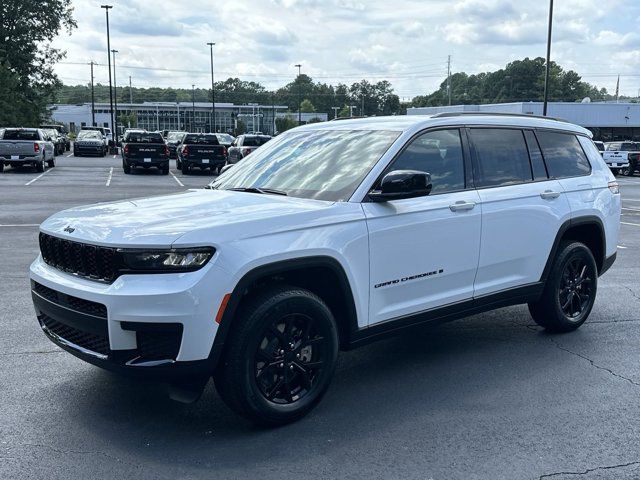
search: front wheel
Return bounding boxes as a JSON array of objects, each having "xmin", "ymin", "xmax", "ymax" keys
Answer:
[
  {"xmin": 529, "ymin": 241, "xmax": 597, "ymax": 332},
  {"xmin": 214, "ymin": 286, "xmax": 339, "ymax": 426}
]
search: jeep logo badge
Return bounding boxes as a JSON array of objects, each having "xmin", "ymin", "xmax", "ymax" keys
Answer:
[{"xmin": 63, "ymin": 226, "xmax": 75, "ymax": 233}]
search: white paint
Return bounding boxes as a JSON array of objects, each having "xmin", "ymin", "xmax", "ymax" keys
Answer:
[
  {"xmin": 621, "ymin": 221, "xmax": 640, "ymax": 227},
  {"xmin": 105, "ymin": 167, "xmax": 113, "ymax": 187},
  {"xmin": 170, "ymin": 171, "xmax": 184, "ymax": 187},
  {"xmin": 24, "ymin": 169, "xmax": 50, "ymax": 186}
]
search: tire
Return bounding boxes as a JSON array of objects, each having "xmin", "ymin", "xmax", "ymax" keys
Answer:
[
  {"xmin": 176, "ymin": 158, "xmax": 182, "ymax": 170},
  {"xmin": 214, "ymin": 285, "xmax": 339, "ymax": 426},
  {"xmin": 65, "ymin": 143, "xmax": 70, "ymax": 152},
  {"xmin": 0, "ymin": 162, "xmax": 4, "ymax": 173},
  {"xmin": 611, "ymin": 168, "xmax": 619, "ymax": 176},
  {"xmin": 47, "ymin": 158, "xmax": 55, "ymax": 168},
  {"xmin": 622, "ymin": 160, "xmax": 636, "ymax": 176},
  {"xmin": 162, "ymin": 165, "xmax": 169, "ymax": 175},
  {"xmin": 35, "ymin": 158, "xmax": 45, "ymax": 173},
  {"xmin": 123, "ymin": 160, "xmax": 131, "ymax": 174},
  {"xmin": 182, "ymin": 162, "xmax": 190, "ymax": 175},
  {"xmin": 528, "ymin": 241, "xmax": 598, "ymax": 333}
]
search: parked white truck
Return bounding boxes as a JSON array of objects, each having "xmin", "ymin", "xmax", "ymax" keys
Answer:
[
  {"xmin": 0, "ymin": 128, "xmax": 56, "ymax": 173},
  {"xmin": 602, "ymin": 141, "xmax": 637, "ymax": 176}
]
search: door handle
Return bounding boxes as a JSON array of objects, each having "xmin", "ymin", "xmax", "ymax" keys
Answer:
[
  {"xmin": 540, "ymin": 190, "xmax": 561, "ymax": 200},
  {"xmin": 449, "ymin": 201, "xmax": 476, "ymax": 212}
]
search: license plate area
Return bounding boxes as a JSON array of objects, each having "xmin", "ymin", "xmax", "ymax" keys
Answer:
[
  {"xmin": 202, "ymin": 159, "xmax": 209, "ymax": 164},
  {"xmin": 144, "ymin": 158, "xmax": 151, "ymax": 163}
]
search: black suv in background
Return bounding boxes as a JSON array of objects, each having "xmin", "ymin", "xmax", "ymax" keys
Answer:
[
  {"xmin": 121, "ymin": 130, "xmax": 170, "ymax": 175},
  {"xmin": 227, "ymin": 134, "xmax": 271, "ymax": 164},
  {"xmin": 40, "ymin": 124, "xmax": 70, "ymax": 152},
  {"xmin": 165, "ymin": 131, "xmax": 186, "ymax": 159},
  {"xmin": 178, "ymin": 133, "xmax": 227, "ymax": 175}
]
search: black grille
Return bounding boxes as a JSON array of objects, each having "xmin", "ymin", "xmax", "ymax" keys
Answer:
[
  {"xmin": 32, "ymin": 282, "xmax": 107, "ymax": 319},
  {"xmin": 40, "ymin": 313, "xmax": 110, "ymax": 355},
  {"xmin": 136, "ymin": 326, "xmax": 183, "ymax": 361},
  {"xmin": 39, "ymin": 232, "xmax": 118, "ymax": 282}
]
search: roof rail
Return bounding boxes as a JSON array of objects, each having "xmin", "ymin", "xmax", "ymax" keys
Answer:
[{"xmin": 430, "ymin": 111, "xmax": 566, "ymax": 122}]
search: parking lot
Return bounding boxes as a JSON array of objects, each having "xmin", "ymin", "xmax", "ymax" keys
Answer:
[{"xmin": 1, "ymin": 154, "xmax": 640, "ymax": 480}]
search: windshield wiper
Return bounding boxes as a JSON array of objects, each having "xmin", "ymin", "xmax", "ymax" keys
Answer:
[{"xmin": 228, "ymin": 187, "xmax": 288, "ymax": 196}]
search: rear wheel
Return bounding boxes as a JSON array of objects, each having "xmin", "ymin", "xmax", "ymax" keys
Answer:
[
  {"xmin": 162, "ymin": 165, "xmax": 169, "ymax": 175},
  {"xmin": 622, "ymin": 160, "xmax": 636, "ymax": 176},
  {"xmin": 123, "ymin": 159, "xmax": 131, "ymax": 174},
  {"xmin": 35, "ymin": 158, "xmax": 45, "ymax": 173},
  {"xmin": 176, "ymin": 158, "xmax": 182, "ymax": 170},
  {"xmin": 611, "ymin": 168, "xmax": 620, "ymax": 176},
  {"xmin": 214, "ymin": 286, "xmax": 339, "ymax": 426},
  {"xmin": 182, "ymin": 162, "xmax": 190, "ymax": 175},
  {"xmin": 47, "ymin": 158, "xmax": 55, "ymax": 168},
  {"xmin": 529, "ymin": 241, "xmax": 597, "ymax": 332}
]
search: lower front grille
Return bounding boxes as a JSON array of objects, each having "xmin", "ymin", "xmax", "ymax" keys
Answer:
[
  {"xmin": 40, "ymin": 313, "xmax": 110, "ymax": 355},
  {"xmin": 33, "ymin": 282, "xmax": 107, "ymax": 319}
]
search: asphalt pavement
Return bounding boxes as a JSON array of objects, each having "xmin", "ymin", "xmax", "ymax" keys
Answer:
[{"xmin": 1, "ymin": 153, "xmax": 640, "ymax": 480}]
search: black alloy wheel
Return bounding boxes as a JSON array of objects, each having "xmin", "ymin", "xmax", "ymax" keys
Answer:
[{"xmin": 558, "ymin": 256, "xmax": 594, "ymax": 319}]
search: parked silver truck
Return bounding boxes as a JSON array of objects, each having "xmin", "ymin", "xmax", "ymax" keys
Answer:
[{"xmin": 0, "ymin": 128, "xmax": 56, "ymax": 173}]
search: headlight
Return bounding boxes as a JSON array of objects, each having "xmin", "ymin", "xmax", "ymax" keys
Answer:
[{"xmin": 118, "ymin": 247, "xmax": 215, "ymax": 273}]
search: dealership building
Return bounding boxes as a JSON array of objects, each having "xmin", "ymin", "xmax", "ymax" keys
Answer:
[
  {"xmin": 407, "ymin": 102, "xmax": 640, "ymax": 141},
  {"xmin": 48, "ymin": 102, "xmax": 319, "ymax": 136}
]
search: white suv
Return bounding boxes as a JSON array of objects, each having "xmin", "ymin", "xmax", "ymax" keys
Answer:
[{"xmin": 30, "ymin": 114, "xmax": 621, "ymax": 425}]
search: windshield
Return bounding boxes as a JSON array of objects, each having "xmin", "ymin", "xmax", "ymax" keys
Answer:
[
  {"xmin": 211, "ymin": 129, "xmax": 400, "ymax": 202},
  {"xmin": 243, "ymin": 136, "xmax": 271, "ymax": 147},
  {"xmin": 77, "ymin": 131, "xmax": 102, "ymax": 140},
  {"xmin": 2, "ymin": 130, "xmax": 39, "ymax": 140},
  {"xmin": 184, "ymin": 134, "xmax": 220, "ymax": 145},
  {"xmin": 167, "ymin": 132, "xmax": 185, "ymax": 141},
  {"xmin": 216, "ymin": 133, "xmax": 234, "ymax": 143},
  {"xmin": 124, "ymin": 132, "xmax": 164, "ymax": 143}
]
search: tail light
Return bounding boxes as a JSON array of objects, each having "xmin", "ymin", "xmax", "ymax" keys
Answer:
[
  {"xmin": 124, "ymin": 145, "xmax": 129, "ymax": 155},
  {"xmin": 34, "ymin": 143, "xmax": 40, "ymax": 153},
  {"xmin": 164, "ymin": 145, "xmax": 169, "ymax": 156},
  {"xmin": 242, "ymin": 148, "xmax": 252, "ymax": 156},
  {"xmin": 608, "ymin": 181, "xmax": 620, "ymax": 194},
  {"xmin": 183, "ymin": 146, "xmax": 189, "ymax": 156},
  {"xmin": 222, "ymin": 146, "xmax": 227, "ymax": 156}
]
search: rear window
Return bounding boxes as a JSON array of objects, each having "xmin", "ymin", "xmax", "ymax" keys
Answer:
[
  {"xmin": 183, "ymin": 134, "xmax": 220, "ymax": 145},
  {"xmin": 2, "ymin": 130, "xmax": 39, "ymax": 140},
  {"xmin": 470, "ymin": 128, "xmax": 533, "ymax": 187},
  {"xmin": 243, "ymin": 136, "xmax": 270, "ymax": 147},
  {"xmin": 124, "ymin": 132, "xmax": 164, "ymax": 143},
  {"xmin": 536, "ymin": 131, "xmax": 591, "ymax": 178}
]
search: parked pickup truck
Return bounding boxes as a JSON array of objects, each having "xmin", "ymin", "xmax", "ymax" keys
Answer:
[
  {"xmin": 177, "ymin": 133, "xmax": 227, "ymax": 175},
  {"xmin": 603, "ymin": 141, "xmax": 638, "ymax": 176},
  {"xmin": 121, "ymin": 130, "xmax": 170, "ymax": 175},
  {"xmin": 227, "ymin": 134, "xmax": 271, "ymax": 165},
  {"xmin": 0, "ymin": 128, "xmax": 56, "ymax": 173}
]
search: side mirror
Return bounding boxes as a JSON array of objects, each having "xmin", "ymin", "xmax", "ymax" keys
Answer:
[{"xmin": 368, "ymin": 170, "xmax": 432, "ymax": 202}]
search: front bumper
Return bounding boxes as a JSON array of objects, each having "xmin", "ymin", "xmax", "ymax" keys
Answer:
[
  {"xmin": 30, "ymin": 255, "xmax": 229, "ymax": 380},
  {"xmin": 74, "ymin": 144, "xmax": 104, "ymax": 155}
]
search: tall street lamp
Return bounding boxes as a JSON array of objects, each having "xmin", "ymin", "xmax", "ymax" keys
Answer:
[
  {"xmin": 101, "ymin": 5, "xmax": 115, "ymax": 148},
  {"xmin": 295, "ymin": 64, "xmax": 302, "ymax": 124},
  {"xmin": 89, "ymin": 61, "xmax": 96, "ymax": 126},
  {"xmin": 111, "ymin": 49, "xmax": 118, "ymax": 142},
  {"xmin": 207, "ymin": 42, "xmax": 216, "ymax": 132},
  {"xmin": 543, "ymin": 0, "xmax": 554, "ymax": 116},
  {"xmin": 192, "ymin": 84, "xmax": 196, "ymax": 132}
]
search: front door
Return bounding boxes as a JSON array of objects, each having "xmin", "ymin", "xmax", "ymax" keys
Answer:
[{"xmin": 363, "ymin": 128, "xmax": 482, "ymax": 325}]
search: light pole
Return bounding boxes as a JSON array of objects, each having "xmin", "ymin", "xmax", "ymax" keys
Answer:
[
  {"xmin": 101, "ymin": 5, "xmax": 115, "ymax": 148},
  {"xmin": 192, "ymin": 84, "xmax": 196, "ymax": 132},
  {"xmin": 89, "ymin": 61, "xmax": 95, "ymax": 126},
  {"xmin": 207, "ymin": 42, "xmax": 216, "ymax": 132},
  {"xmin": 542, "ymin": 0, "xmax": 554, "ymax": 116},
  {"xmin": 295, "ymin": 64, "xmax": 302, "ymax": 124},
  {"xmin": 111, "ymin": 49, "xmax": 118, "ymax": 142}
]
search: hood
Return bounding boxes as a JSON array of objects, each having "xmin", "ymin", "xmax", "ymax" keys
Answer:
[{"xmin": 40, "ymin": 189, "xmax": 351, "ymax": 247}]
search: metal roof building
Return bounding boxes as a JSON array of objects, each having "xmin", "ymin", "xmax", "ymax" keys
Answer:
[{"xmin": 407, "ymin": 102, "xmax": 640, "ymax": 141}]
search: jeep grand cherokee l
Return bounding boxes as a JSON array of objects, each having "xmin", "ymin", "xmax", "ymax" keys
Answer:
[{"xmin": 30, "ymin": 114, "xmax": 620, "ymax": 426}]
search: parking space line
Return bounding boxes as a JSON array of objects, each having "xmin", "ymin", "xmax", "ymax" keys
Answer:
[
  {"xmin": 621, "ymin": 221, "xmax": 640, "ymax": 227},
  {"xmin": 24, "ymin": 170, "xmax": 50, "ymax": 186},
  {"xmin": 106, "ymin": 167, "xmax": 113, "ymax": 187},
  {"xmin": 623, "ymin": 199, "xmax": 640, "ymax": 202},
  {"xmin": 170, "ymin": 171, "xmax": 184, "ymax": 187},
  {"xmin": 618, "ymin": 245, "xmax": 628, "ymax": 249},
  {"xmin": 112, "ymin": 154, "xmax": 116, "ymax": 159},
  {"xmin": 622, "ymin": 207, "xmax": 640, "ymax": 211},
  {"xmin": 65, "ymin": 153, "xmax": 73, "ymax": 157},
  {"xmin": 0, "ymin": 224, "xmax": 39, "ymax": 227}
]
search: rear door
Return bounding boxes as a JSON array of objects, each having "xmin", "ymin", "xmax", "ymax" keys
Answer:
[
  {"xmin": 469, "ymin": 128, "xmax": 571, "ymax": 296},
  {"xmin": 363, "ymin": 128, "xmax": 482, "ymax": 325}
]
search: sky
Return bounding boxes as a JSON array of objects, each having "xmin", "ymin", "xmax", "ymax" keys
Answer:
[{"xmin": 52, "ymin": 0, "xmax": 640, "ymax": 101}]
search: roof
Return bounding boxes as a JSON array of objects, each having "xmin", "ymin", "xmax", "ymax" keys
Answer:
[{"xmin": 295, "ymin": 114, "xmax": 591, "ymax": 136}]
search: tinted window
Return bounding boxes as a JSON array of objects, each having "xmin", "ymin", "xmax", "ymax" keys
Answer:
[
  {"xmin": 124, "ymin": 132, "xmax": 164, "ymax": 143},
  {"xmin": 470, "ymin": 128, "xmax": 532, "ymax": 187},
  {"xmin": 243, "ymin": 136, "xmax": 270, "ymax": 147},
  {"xmin": 536, "ymin": 131, "xmax": 591, "ymax": 178},
  {"xmin": 386, "ymin": 129, "xmax": 465, "ymax": 194},
  {"xmin": 2, "ymin": 130, "xmax": 39, "ymax": 140},
  {"xmin": 183, "ymin": 134, "xmax": 220, "ymax": 145},
  {"xmin": 523, "ymin": 130, "xmax": 548, "ymax": 180}
]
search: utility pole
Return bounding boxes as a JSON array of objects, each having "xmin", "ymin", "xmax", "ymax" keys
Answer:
[
  {"xmin": 207, "ymin": 42, "xmax": 216, "ymax": 132},
  {"xmin": 332, "ymin": 106, "xmax": 340, "ymax": 119},
  {"xmin": 543, "ymin": 0, "xmax": 554, "ymax": 116},
  {"xmin": 349, "ymin": 105, "xmax": 355, "ymax": 117},
  {"xmin": 192, "ymin": 84, "xmax": 196, "ymax": 132},
  {"xmin": 129, "ymin": 76, "xmax": 133, "ymax": 104},
  {"xmin": 295, "ymin": 64, "xmax": 302, "ymax": 124},
  {"xmin": 447, "ymin": 55, "xmax": 452, "ymax": 106},
  {"xmin": 111, "ymin": 49, "xmax": 118, "ymax": 142},
  {"xmin": 361, "ymin": 94, "xmax": 365, "ymax": 117},
  {"xmin": 101, "ymin": 5, "xmax": 114, "ymax": 149},
  {"xmin": 89, "ymin": 61, "xmax": 96, "ymax": 126}
]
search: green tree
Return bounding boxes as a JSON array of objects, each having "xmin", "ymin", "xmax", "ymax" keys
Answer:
[
  {"xmin": 235, "ymin": 119, "xmax": 246, "ymax": 136},
  {"xmin": 275, "ymin": 117, "xmax": 298, "ymax": 133},
  {"xmin": 300, "ymin": 99, "xmax": 315, "ymax": 113},
  {"xmin": 0, "ymin": 0, "xmax": 77, "ymax": 125}
]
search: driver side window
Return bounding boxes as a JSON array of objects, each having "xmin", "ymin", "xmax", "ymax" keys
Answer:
[{"xmin": 386, "ymin": 129, "xmax": 465, "ymax": 194}]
